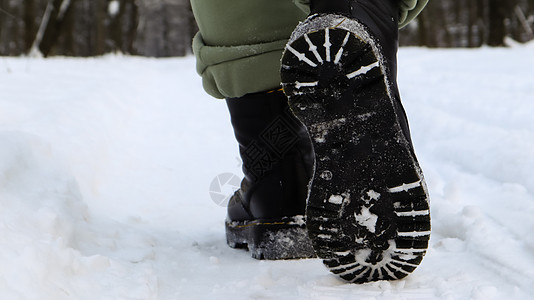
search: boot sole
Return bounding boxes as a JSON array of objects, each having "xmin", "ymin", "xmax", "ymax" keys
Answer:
[
  {"xmin": 281, "ymin": 14, "xmax": 431, "ymax": 283},
  {"xmin": 225, "ymin": 215, "xmax": 316, "ymax": 260}
]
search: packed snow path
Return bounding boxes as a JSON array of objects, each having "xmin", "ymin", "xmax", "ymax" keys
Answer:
[{"xmin": 1, "ymin": 45, "xmax": 533, "ymax": 299}]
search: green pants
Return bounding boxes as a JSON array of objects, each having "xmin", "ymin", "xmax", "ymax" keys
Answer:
[{"xmin": 191, "ymin": 0, "xmax": 428, "ymax": 99}]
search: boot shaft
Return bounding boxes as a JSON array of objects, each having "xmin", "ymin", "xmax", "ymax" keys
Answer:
[
  {"xmin": 226, "ymin": 91, "xmax": 314, "ymax": 221},
  {"xmin": 310, "ymin": 0, "xmax": 400, "ymax": 84}
]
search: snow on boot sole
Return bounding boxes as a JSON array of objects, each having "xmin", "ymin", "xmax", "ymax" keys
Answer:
[
  {"xmin": 226, "ymin": 216, "xmax": 316, "ymax": 260},
  {"xmin": 281, "ymin": 14, "xmax": 431, "ymax": 283}
]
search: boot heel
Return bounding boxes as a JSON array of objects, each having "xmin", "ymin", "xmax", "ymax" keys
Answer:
[{"xmin": 226, "ymin": 216, "xmax": 316, "ymax": 260}]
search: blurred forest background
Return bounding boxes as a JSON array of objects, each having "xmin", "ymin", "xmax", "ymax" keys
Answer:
[{"xmin": 1, "ymin": 0, "xmax": 534, "ymax": 57}]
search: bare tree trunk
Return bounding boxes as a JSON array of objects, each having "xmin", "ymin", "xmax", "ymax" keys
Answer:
[
  {"xmin": 125, "ymin": 1, "xmax": 139, "ymax": 54},
  {"xmin": 416, "ymin": 11, "xmax": 430, "ymax": 47},
  {"xmin": 0, "ymin": 1, "xmax": 8, "ymax": 54},
  {"xmin": 29, "ymin": 0, "xmax": 55, "ymax": 56},
  {"xmin": 30, "ymin": 0, "xmax": 75, "ymax": 56},
  {"xmin": 94, "ymin": 0, "xmax": 106, "ymax": 55},
  {"xmin": 109, "ymin": 0, "xmax": 125, "ymax": 52},
  {"xmin": 467, "ymin": 0, "xmax": 475, "ymax": 47},
  {"xmin": 60, "ymin": 0, "xmax": 76, "ymax": 55},
  {"xmin": 515, "ymin": 4, "xmax": 534, "ymax": 40},
  {"xmin": 24, "ymin": 0, "xmax": 37, "ymax": 51},
  {"xmin": 488, "ymin": 0, "xmax": 507, "ymax": 46}
]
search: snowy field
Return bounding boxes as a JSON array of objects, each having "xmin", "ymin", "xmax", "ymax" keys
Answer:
[{"xmin": 1, "ymin": 44, "xmax": 534, "ymax": 299}]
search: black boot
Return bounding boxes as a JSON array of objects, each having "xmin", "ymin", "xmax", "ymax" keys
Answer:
[
  {"xmin": 281, "ymin": 0, "xmax": 431, "ymax": 282},
  {"xmin": 224, "ymin": 90, "xmax": 315, "ymax": 260}
]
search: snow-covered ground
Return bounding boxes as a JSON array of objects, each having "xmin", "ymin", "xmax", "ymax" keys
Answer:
[{"xmin": 1, "ymin": 44, "xmax": 533, "ymax": 299}]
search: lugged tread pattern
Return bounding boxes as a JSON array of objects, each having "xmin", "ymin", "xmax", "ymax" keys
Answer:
[{"xmin": 280, "ymin": 16, "xmax": 430, "ymax": 283}]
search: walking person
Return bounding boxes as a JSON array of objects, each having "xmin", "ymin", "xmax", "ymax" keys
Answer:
[{"xmin": 191, "ymin": 0, "xmax": 431, "ymax": 283}]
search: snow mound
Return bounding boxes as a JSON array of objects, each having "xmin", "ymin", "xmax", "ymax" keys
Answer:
[{"xmin": 0, "ymin": 132, "xmax": 157, "ymax": 299}]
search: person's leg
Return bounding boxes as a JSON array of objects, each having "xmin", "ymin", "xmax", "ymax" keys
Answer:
[
  {"xmin": 190, "ymin": 0, "xmax": 315, "ymax": 259},
  {"xmin": 280, "ymin": 0, "xmax": 431, "ymax": 282},
  {"xmin": 191, "ymin": 0, "xmax": 307, "ymax": 99}
]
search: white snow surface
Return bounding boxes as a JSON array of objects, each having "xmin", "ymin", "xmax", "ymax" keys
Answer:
[{"xmin": 1, "ymin": 45, "xmax": 534, "ymax": 299}]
